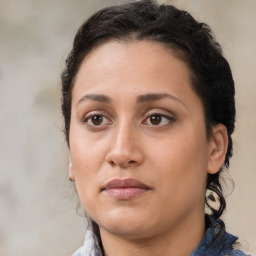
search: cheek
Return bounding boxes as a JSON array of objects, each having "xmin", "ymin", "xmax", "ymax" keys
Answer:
[
  {"xmin": 70, "ymin": 144, "xmax": 103, "ymax": 216},
  {"xmin": 69, "ymin": 129, "xmax": 108, "ymax": 206},
  {"xmin": 69, "ymin": 124, "xmax": 107, "ymax": 174},
  {"xmin": 149, "ymin": 130, "xmax": 209, "ymax": 194}
]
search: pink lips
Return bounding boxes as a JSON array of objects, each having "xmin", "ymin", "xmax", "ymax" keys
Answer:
[{"xmin": 102, "ymin": 178, "xmax": 151, "ymax": 200}]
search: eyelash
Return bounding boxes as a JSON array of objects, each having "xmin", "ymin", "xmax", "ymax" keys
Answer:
[
  {"xmin": 82, "ymin": 111, "xmax": 175, "ymax": 128},
  {"xmin": 142, "ymin": 112, "xmax": 175, "ymax": 127},
  {"xmin": 82, "ymin": 112, "xmax": 112, "ymax": 127}
]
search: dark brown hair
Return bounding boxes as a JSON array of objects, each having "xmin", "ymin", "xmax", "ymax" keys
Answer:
[{"xmin": 61, "ymin": 0, "xmax": 235, "ymax": 221}]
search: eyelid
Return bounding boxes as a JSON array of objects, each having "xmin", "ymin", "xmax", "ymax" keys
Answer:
[
  {"xmin": 142, "ymin": 109, "xmax": 176, "ymax": 126},
  {"xmin": 144, "ymin": 109, "xmax": 175, "ymax": 119},
  {"xmin": 82, "ymin": 110, "xmax": 112, "ymax": 125}
]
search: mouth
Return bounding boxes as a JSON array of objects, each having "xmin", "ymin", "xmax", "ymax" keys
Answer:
[{"xmin": 102, "ymin": 178, "xmax": 152, "ymax": 200}]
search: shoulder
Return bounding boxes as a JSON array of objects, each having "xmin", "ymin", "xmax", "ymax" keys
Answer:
[
  {"xmin": 191, "ymin": 218, "xmax": 252, "ymax": 256},
  {"xmin": 71, "ymin": 229, "xmax": 103, "ymax": 256},
  {"xmin": 72, "ymin": 246, "xmax": 84, "ymax": 256},
  {"xmin": 223, "ymin": 230, "xmax": 252, "ymax": 256},
  {"xmin": 226, "ymin": 249, "xmax": 253, "ymax": 256}
]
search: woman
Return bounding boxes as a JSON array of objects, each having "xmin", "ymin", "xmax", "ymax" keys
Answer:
[{"xmin": 61, "ymin": 1, "xmax": 250, "ymax": 255}]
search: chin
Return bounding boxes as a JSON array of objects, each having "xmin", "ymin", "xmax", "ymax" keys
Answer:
[
  {"xmin": 96, "ymin": 208, "xmax": 155, "ymax": 239},
  {"xmin": 102, "ymin": 222, "xmax": 152, "ymax": 239}
]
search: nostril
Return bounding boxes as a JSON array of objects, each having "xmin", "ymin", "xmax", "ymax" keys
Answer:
[
  {"xmin": 110, "ymin": 160, "xmax": 116, "ymax": 166},
  {"xmin": 109, "ymin": 159, "xmax": 137, "ymax": 167}
]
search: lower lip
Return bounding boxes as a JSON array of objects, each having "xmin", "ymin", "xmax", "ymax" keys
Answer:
[{"xmin": 104, "ymin": 187, "xmax": 149, "ymax": 200}]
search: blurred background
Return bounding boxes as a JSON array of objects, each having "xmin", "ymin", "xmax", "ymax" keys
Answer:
[{"xmin": 0, "ymin": 0, "xmax": 255, "ymax": 255}]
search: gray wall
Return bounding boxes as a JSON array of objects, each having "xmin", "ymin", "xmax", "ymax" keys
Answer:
[{"xmin": 0, "ymin": 0, "xmax": 255, "ymax": 255}]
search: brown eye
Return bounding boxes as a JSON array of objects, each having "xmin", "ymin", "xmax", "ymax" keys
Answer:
[
  {"xmin": 91, "ymin": 115, "xmax": 103, "ymax": 125},
  {"xmin": 83, "ymin": 114, "xmax": 111, "ymax": 127},
  {"xmin": 143, "ymin": 112, "xmax": 174, "ymax": 127},
  {"xmin": 150, "ymin": 114, "xmax": 162, "ymax": 125}
]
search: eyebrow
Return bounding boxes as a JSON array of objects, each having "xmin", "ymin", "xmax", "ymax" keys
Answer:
[
  {"xmin": 137, "ymin": 93, "xmax": 185, "ymax": 107},
  {"xmin": 77, "ymin": 94, "xmax": 111, "ymax": 106},
  {"xmin": 77, "ymin": 92, "xmax": 185, "ymax": 107}
]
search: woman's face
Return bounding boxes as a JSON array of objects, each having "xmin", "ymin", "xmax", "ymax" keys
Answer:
[{"xmin": 69, "ymin": 40, "xmax": 221, "ymax": 239}]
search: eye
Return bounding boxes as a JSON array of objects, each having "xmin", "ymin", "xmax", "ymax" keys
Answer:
[
  {"xmin": 143, "ymin": 113, "xmax": 174, "ymax": 126},
  {"xmin": 83, "ymin": 113, "xmax": 111, "ymax": 126}
]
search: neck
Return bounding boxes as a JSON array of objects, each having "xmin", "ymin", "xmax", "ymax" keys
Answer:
[{"xmin": 100, "ymin": 211, "xmax": 205, "ymax": 256}]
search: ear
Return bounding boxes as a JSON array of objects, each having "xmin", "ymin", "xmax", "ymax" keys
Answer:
[
  {"xmin": 207, "ymin": 124, "xmax": 228, "ymax": 175},
  {"xmin": 69, "ymin": 154, "xmax": 75, "ymax": 182}
]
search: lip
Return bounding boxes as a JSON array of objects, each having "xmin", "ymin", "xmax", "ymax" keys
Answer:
[{"xmin": 102, "ymin": 178, "xmax": 151, "ymax": 200}]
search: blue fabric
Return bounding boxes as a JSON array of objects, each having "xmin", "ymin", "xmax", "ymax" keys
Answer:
[
  {"xmin": 72, "ymin": 218, "xmax": 251, "ymax": 256},
  {"xmin": 191, "ymin": 218, "xmax": 250, "ymax": 256}
]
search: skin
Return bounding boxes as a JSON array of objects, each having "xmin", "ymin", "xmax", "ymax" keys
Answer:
[{"xmin": 69, "ymin": 40, "xmax": 228, "ymax": 256}]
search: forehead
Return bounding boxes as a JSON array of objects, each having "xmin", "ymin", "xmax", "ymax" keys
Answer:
[{"xmin": 73, "ymin": 40, "xmax": 194, "ymax": 97}]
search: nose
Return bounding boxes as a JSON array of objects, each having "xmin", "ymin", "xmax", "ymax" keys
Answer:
[{"xmin": 105, "ymin": 122, "xmax": 144, "ymax": 168}]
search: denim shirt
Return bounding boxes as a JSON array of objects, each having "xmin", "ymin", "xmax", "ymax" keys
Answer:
[{"xmin": 72, "ymin": 218, "xmax": 251, "ymax": 256}]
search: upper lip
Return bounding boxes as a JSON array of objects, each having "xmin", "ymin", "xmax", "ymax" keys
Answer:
[{"xmin": 103, "ymin": 178, "xmax": 151, "ymax": 190}]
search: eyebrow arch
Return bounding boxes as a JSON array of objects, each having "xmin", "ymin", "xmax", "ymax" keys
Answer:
[
  {"xmin": 77, "ymin": 94, "xmax": 111, "ymax": 106},
  {"xmin": 137, "ymin": 93, "xmax": 186, "ymax": 107},
  {"xmin": 76, "ymin": 92, "xmax": 185, "ymax": 108}
]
